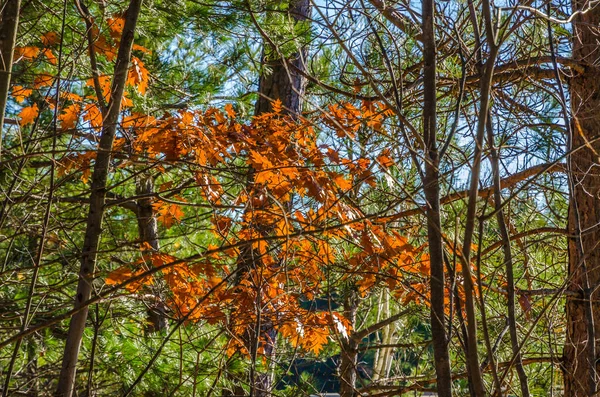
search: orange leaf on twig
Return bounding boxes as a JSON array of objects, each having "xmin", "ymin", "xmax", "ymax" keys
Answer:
[{"xmin": 19, "ymin": 104, "xmax": 39, "ymax": 126}]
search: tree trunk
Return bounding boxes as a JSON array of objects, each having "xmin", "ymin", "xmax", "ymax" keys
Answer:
[
  {"xmin": 486, "ymin": 117, "xmax": 530, "ymax": 396},
  {"xmin": 564, "ymin": 1, "xmax": 600, "ymax": 395},
  {"xmin": 339, "ymin": 291, "xmax": 359, "ymax": 397},
  {"xmin": 421, "ymin": 0, "xmax": 452, "ymax": 395},
  {"xmin": 372, "ymin": 292, "xmax": 395, "ymax": 382},
  {"xmin": 238, "ymin": 1, "xmax": 310, "ymax": 395},
  {"xmin": 0, "ymin": 0, "xmax": 21, "ymax": 160},
  {"xmin": 135, "ymin": 174, "xmax": 168, "ymax": 333},
  {"xmin": 55, "ymin": 1, "xmax": 143, "ymax": 395},
  {"xmin": 254, "ymin": 0, "xmax": 309, "ymax": 118}
]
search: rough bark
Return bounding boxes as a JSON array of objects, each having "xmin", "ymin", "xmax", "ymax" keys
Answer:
[
  {"xmin": 135, "ymin": 175, "xmax": 168, "ymax": 333},
  {"xmin": 55, "ymin": 1, "xmax": 143, "ymax": 395},
  {"xmin": 421, "ymin": 0, "xmax": 452, "ymax": 395},
  {"xmin": 564, "ymin": 1, "xmax": 600, "ymax": 395},
  {"xmin": 254, "ymin": 0, "xmax": 309, "ymax": 118},
  {"xmin": 0, "ymin": 0, "xmax": 21, "ymax": 160}
]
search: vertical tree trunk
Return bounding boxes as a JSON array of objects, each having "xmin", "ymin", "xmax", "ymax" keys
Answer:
[
  {"xmin": 564, "ymin": 1, "xmax": 600, "ymax": 395},
  {"xmin": 55, "ymin": 1, "xmax": 143, "ymax": 395},
  {"xmin": 372, "ymin": 292, "xmax": 395, "ymax": 382},
  {"xmin": 135, "ymin": 175, "xmax": 168, "ymax": 333},
  {"xmin": 0, "ymin": 0, "xmax": 21, "ymax": 160},
  {"xmin": 486, "ymin": 118, "xmax": 530, "ymax": 396},
  {"xmin": 254, "ymin": 0, "xmax": 309, "ymax": 118},
  {"xmin": 238, "ymin": 1, "xmax": 310, "ymax": 395},
  {"xmin": 458, "ymin": 1, "xmax": 497, "ymax": 393},
  {"xmin": 421, "ymin": 0, "xmax": 452, "ymax": 395},
  {"xmin": 339, "ymin": 291, "xmax": 359, "ymax": 397}
]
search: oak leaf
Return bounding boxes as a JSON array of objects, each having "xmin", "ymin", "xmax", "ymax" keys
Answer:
[
  {"xmin": 225, "ymin": 103, "xmax": 236, "ymax": 118},
  {"xmin": 127, "ymin": 57, "xmax": 149, "ymax": 94},
  {"xmin": 133, "ymin": 44, "xmax": 151, "ymax": 54},
  {"xmin": 107, "ymin": 16, "xmax": 125, "ymax": 40},
  {"xmin": 86, "ymin": 75, "xmax": 112, "ymax": 102},
  {"xmin": 19, "ymin": 104, "xmax": 39, "ymax": 126},
  {"xmin": 59, "ymin": 103, "xmax": 81, "ymax": 130},
  {"xmin": 212, "ymin": 216, "xmax": 233, "ymax": 236},
  {"xmin": 271, "ymin": 99, "xmax": 283, "ymax": 114},
  {"xmin": 306, "ymin": 328, "xmax": 329, "ymax": 355},
  {"xmin": 14, "ymin": 46, "xmax": 40, "ymax": 61},
  {"xmin": 12, "ymin": 86, "xmax": 32, "ymax": 103},
  {"xmin": 332, "ymin": 173, "xmax": 352, "ymax": 191},
  {"xmin": 42, "ymin": 49, "xmax": 57, "ymax": 65},
  {"xmin": 377, "ymin": 149, "xmax": 395, "ymax": 168},
  {"xmin": 248, "ymin": 150, "xmax": 273, "ymax": 170},
  {"xmin": 153, "ymin": 201, "xmax": 184, "ymax": 228},
  {"xmin": 33, "ymin": 73, "xmax": 54, "ymax": 88},
  {"xmin": 106, "ymin": 266, "xmax": 153, "ymax": 293},
  {"xmin": 83, "ymin": 103, "xmax": 103, "ymax": 130}
]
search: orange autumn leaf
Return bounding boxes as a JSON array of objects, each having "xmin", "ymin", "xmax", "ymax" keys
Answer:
[
  {"xmin": 12, "ymin": 86, "xmax": 32, "ymax": 103},
  {"xmin": 153, "ymin": 201, "xmax": 184, "ymax": 228},
  {"xmin": 59, "ymin": 103, "xmax": 81, "ymax": 130},
  {"xmin": 225, "ymin": 103, "xmax": 236, "ymax": 118},
  {"xmin": 306, "ymin": 328, "xmax": 329, "ymax": 355},
  {"xmin": 133, "ymin": 44, "xmax": 151, "ymax": 54},
  {"xmin": 121, "ymin": 91, "xmax": 133, "ymax": 109},
  {"xmin": 42, "ymin": 48, "xmax": 57, "ymax": 65},
  {"xmin": 105, "ymin": 266, "xmax": 153, "ymax": 293},
  {"xmin": 83, "ymin": 103, "xmax": 103, "ymax": 130},
  {"xmin": 33, "ymin": 73, "xmax": 54, "ymax": 88},
  {"xmin": 81, "ymin": 167, "xmax": 91, "ymax": 184},
  {"xmin": 61, "ymin": 92, "xmax": 82, "ymax": 102},
  {"xmin": 248, "ymin": 150, "xmax": 273, "ymax": 170},
  {"xmin": 332, "ymin": 173, "xmax": 352, "ymax": 191},
  {"xmin": 127, "ymin": 57, "xmax": 149, "ymax": 94},
  {"xmin": 212, "ymin": 216, "xmax": 233, "ymax": 236},
  {"xmin": 271, "ymin": 98, "xmax": 283, "ymax": 114},
  {"xmin": 107, "ymin": 16, "xmax": 125, "ymax": 40},
  {"xmin": 41, "ymin": 31, "xmax": 60, "ymax": 46},
  {"xmin": 105, "ymin": 267, "xmax": 132, "ymax": 285},
  {"xmin": 86, "ymin": 75, "xmax": 112, "ymax": 102},
  {"xmin": 377, "ymin": 149, "xmax": 395, "ymax": 168},
  {"xmin": 14, "ymin": 46, "xmax": 40, "ymax": 61},
  {"xmin": 93, "ymin": 34, "xmax": 117, "ymax": 61},
  {"xmin": 19, "ymin": 103, "xmax": 39, "ymax": 126}
]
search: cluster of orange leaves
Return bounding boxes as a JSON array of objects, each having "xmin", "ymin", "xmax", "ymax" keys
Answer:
[
  {"xmin": 11, "ymin": 17, "xmax": 464, "ymax": 357},
  {"xmin": 13, "ymin": 16, "xmax": 150, "ymax": 132},
  {"xmin": 98, "ymin": 100, "xmax": 430, "ymax": 356}
]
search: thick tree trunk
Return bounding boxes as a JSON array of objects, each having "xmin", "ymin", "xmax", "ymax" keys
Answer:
[
  {"xmin": 421, "ymin": 1, "xmax": 452, "ymax": 396},
  {"xmin": 0, "ymin": 0, "xmax": 21, "ymax": 159},
  {"xmin": 564, "ymin": 1, "xmax": 600, "ymax": 395},
  {"xmin": 55, "ymin": 1, "xmax": 143, "ymax": 396},
  {"xmin": 253, "ymin": 0, "xmax": 309, "ymax": 118}
]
